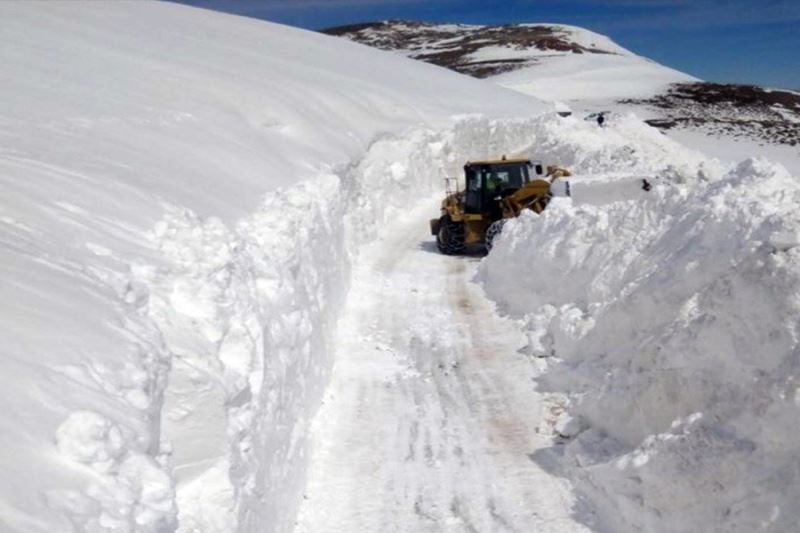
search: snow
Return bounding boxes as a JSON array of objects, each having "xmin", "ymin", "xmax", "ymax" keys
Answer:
[
  {"xmin": 478, "ymin": 115, "xmax": 800, "ymax": 532},
  {"xmin": 465, "ymin": 25, "xmax": 630, "ymax": 63},
  {"xmin": 492, "ymin": 53, "xmax": 697, "ymax": 102},
  {"xmin": 437, "ymin": 23, "xmax": 698, "ymax": 102},
  {"xmin": 664, "ymin": 128, "xmax": 800, "ymax": 177},
  {"xmin": 472, "ymin": 27, "xmax": 795, "ymax": 181},
  {"xmin": 4, "ymin": 2, "xmax": 799, "ymax": 533},
  {"xmin": 294, "ymin": 199, "xmax": 590, "ymax": 533},
  {"xmin": 0, "ymin": 2, "xmax": 549, "ymax": 532},
  {"xmin": 53, "ymin": 410, "xmax": 176, "ymax": 531},
  {"xmin": 544, "ymin": 25, "xmax": 631, "ymax": 56},
  {"xmin": 513, "ymin": 23, "xmax": 633, "ymax": 57}
]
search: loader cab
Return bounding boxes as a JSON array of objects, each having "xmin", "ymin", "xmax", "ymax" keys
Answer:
[{"xmin": 463, "ymin": 158, "xmax": 543, "ymax": 214}]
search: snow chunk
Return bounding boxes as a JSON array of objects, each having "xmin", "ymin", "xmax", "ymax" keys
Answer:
[
  {"xmin": 53, "ymin": 412, "xmax": 176, "ymax": 532},
  {"xmin": 56, "ymin": 411, "xmax": 127, "ymax": 473}
]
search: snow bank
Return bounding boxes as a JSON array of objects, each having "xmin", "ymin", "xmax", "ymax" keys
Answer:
[
  {"xmin": 480, "ymin": 118, "xmax": 800, "ymax": 531},
  {"xmin": 0, "ymin": 3, "xmax": 550, "ymax": 532},
  {"xmin": 522, "ymin": 112, "xmax": 712, "ymax": 176}
]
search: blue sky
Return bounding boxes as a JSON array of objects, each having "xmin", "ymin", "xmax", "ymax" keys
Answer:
[{"xmin": 173, "ymin": 0, "xmax": 800, "ymax": 89}]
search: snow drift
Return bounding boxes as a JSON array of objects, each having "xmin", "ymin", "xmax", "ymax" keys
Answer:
[
  {"xmin": 0, "ymin": 3, "xmax": 550, "ymax": 532},
  {"xmin": 480, "ymin": 115, "xmax": 800, "ymax": 532}
]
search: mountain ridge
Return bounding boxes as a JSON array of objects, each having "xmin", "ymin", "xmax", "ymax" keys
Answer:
[
  {"xmin": 321, "ymin": 20, "xmax": 799, "ymax": 149},
  {"xmin": 321, "ymin": 20, "xmax": 630, "ymax": 79}
]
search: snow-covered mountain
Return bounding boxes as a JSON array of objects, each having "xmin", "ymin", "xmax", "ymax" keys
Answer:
[
  {"xmin": 625, "ymin": 82, "xmax": 800, "ymax": 147},
  {"xmin": 324, "ymin": 21, "xmax": 800, "ymax": 169},
  {"xmin": 322, "ymin": 20, "xmax": 696, "ymax": 101},
  {"xmin": 322, "ymin": 21, "xmax": 631, "ymax": 76}
]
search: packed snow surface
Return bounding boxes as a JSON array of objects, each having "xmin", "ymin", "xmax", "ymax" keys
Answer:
[{"xmin": 294, "ymin": 200, "xmax": 590, "ymax": 533}]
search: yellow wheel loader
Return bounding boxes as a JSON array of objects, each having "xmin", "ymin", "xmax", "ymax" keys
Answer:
[{"xmin": 430, "ymin": 157, "xmax": 571, "ymax": 254}]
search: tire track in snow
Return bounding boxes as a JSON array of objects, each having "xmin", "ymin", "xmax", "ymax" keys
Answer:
[{"xmin": 294, "ymin": 200, "xmax": 591, "ymax": 533}]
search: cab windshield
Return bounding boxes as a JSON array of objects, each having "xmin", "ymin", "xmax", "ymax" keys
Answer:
[
  {"xmin": 484, "ymin": 163, "xmax": 529, "ymax": 191},
  {"xmin": 463, "ymin": 162, "xmax": 531, "ymax": 213}
]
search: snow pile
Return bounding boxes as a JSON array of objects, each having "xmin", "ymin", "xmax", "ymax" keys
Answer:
[
  {"xmin": 523, "ymin": 112, "xmax": 713, "ymax": 176},
  {"xmin": 0, "ymin": 3, "xmax": 552, "ymax": 532},
  {"xmin": 53, "ymin": 411, "xmax": 175, "ymax": 532},
  {"xmin": 480, "ymin": 140, "xmax": 800, "ymax": 531}
]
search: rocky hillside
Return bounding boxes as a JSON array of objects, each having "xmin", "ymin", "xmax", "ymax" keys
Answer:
[
  {"xmin": 628, "ymin": 82, "xmax": 800, "ymax": 147},
  {"xmin": 322, "ymin": 20, "xmax": 628, "ymax": 78},
  {"xmin": 323, "ymin": 21, "xmax": 799, "ymax": 149}
]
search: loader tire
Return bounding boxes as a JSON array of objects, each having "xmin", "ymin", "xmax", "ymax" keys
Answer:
[
  {"xmin": 485, "ymin": 219, "xmax": 507, "ymax": 252},
  {"xmin": 436, "ymin": 216, "xmax": 465, "ymax": 255}
]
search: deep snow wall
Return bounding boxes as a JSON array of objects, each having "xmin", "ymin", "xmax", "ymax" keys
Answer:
[
  {"xmin": 479, "ymin": 116, "xmax": 800, "ymax": 532},
  {"xmin": 0, "ymin": 3, "xmax": 551, "ymax": 532},
  {"xmin": 145, "ymin": 117, "xmax": 549, "ymax": 533}
]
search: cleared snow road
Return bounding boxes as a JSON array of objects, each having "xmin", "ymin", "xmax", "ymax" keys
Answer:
[{"xmin": 295, "ymin": 201, "xmax": 590, "ymax": 533}]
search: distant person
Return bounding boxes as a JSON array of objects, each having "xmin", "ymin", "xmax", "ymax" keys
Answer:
[
  {"xmin": 597, "ymin": 113, "xmax": 605, "ymax": 128},
  {"xmin": 486, "ymin": 175, "xmax": 502, "ymax": 195}
]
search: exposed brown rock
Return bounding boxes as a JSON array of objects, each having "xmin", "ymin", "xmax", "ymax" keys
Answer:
[
  {"xmin": 629, "ymin": 83, "xmax": 800, "ymax": 146},
  {"xmin": 321, "ymin": 20, "xmax": 611, "ymax": 78},
  {"xmin": 322, "ymin": 22, "xmax": 799, "ymax": 147}
]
